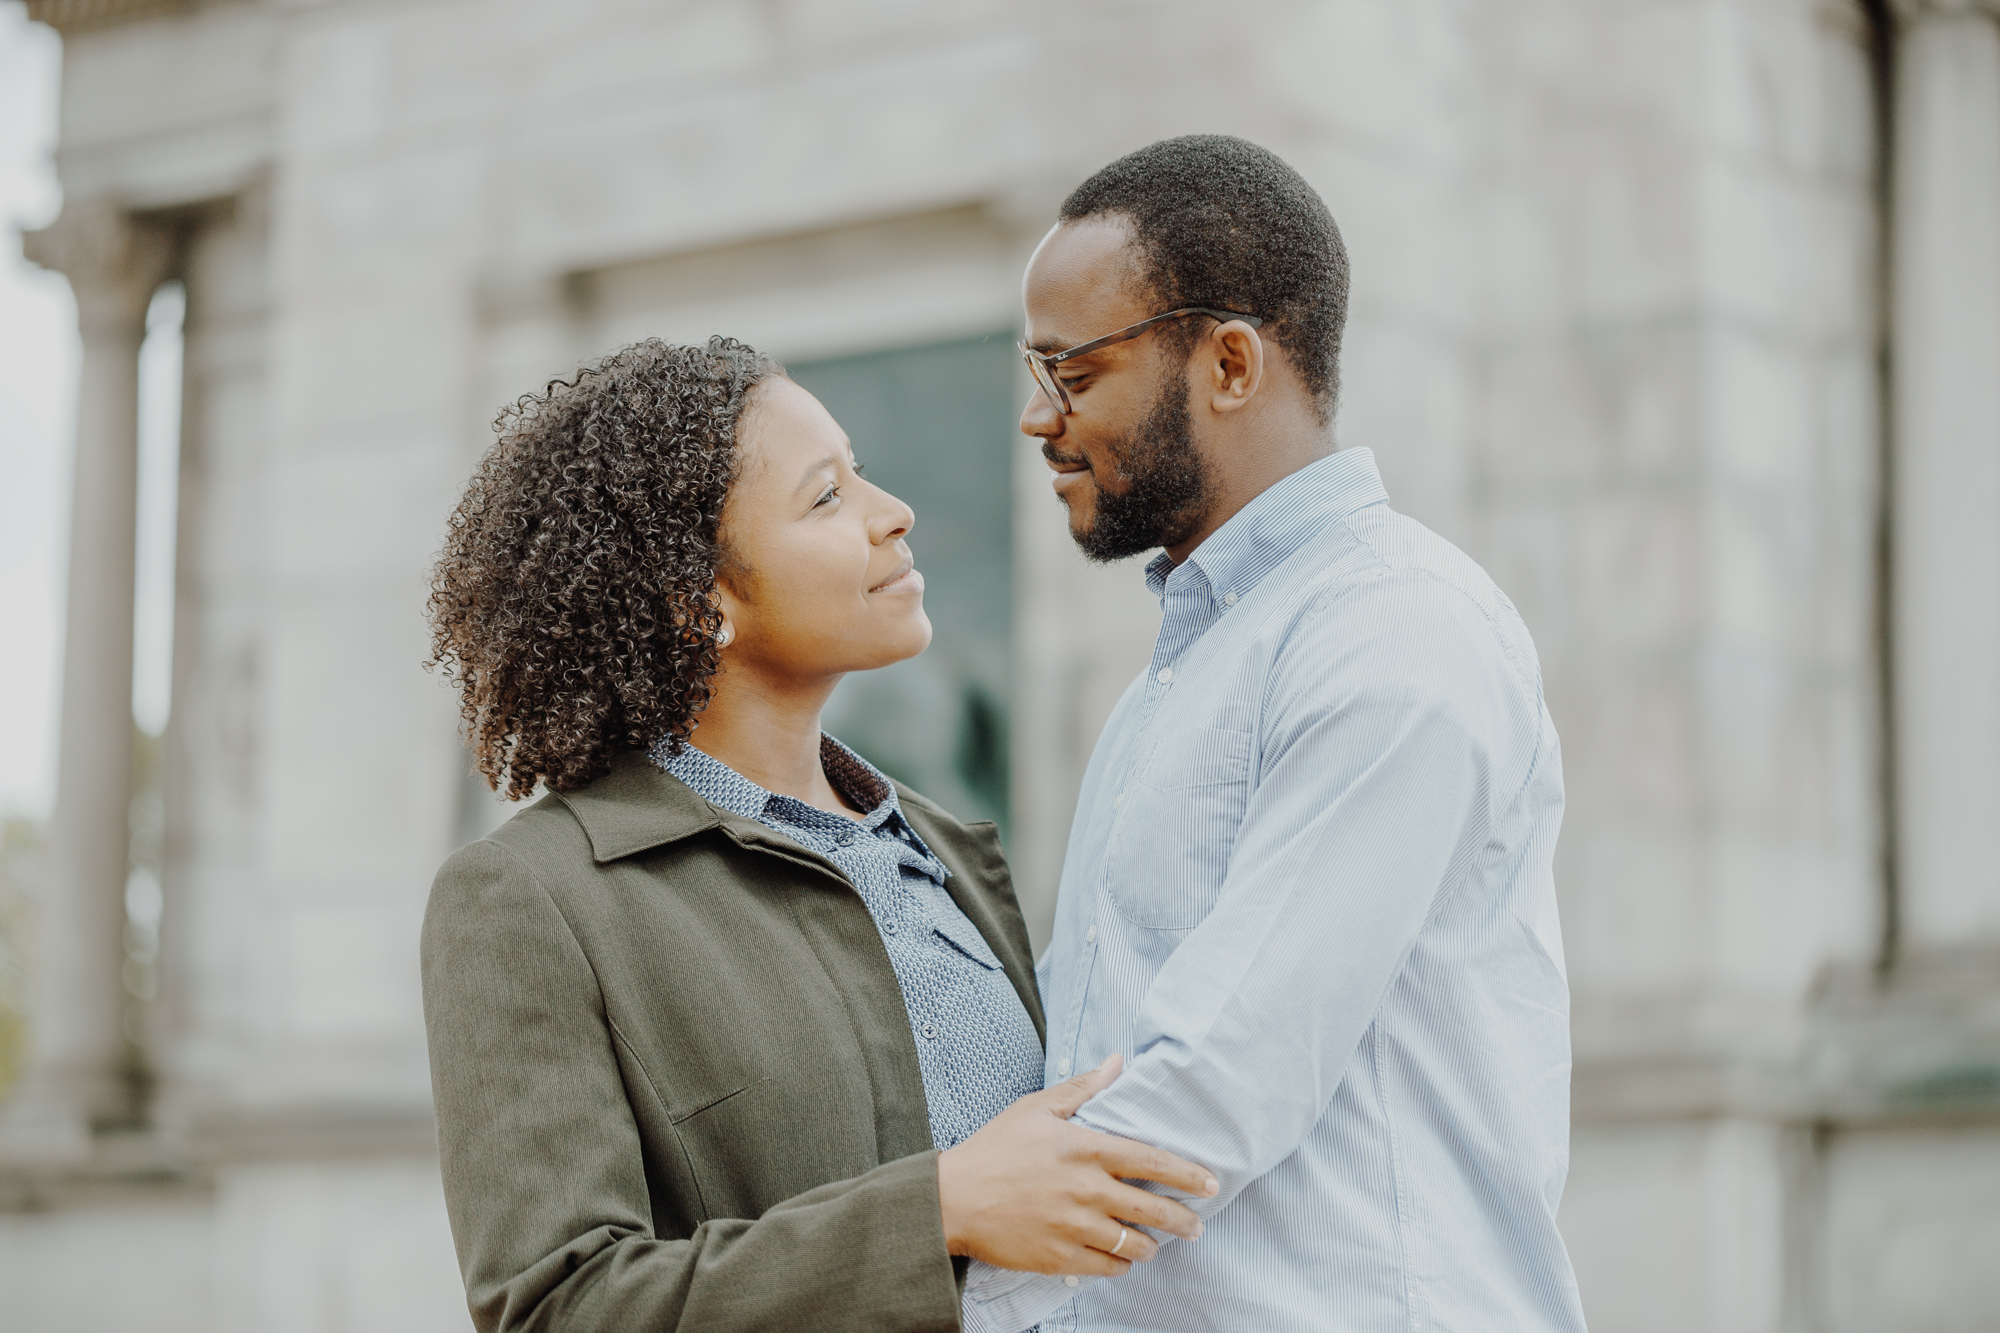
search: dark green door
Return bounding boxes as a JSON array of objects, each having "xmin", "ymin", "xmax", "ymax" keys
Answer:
[{"xmin": 788, "ymin": 333, "xmax": 1016, "ymax": 834}]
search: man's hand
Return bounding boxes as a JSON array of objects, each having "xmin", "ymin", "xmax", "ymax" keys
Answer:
[{"xmin": 937, "ymin": 1055, "xmax": 1219, "ymax": 1276}]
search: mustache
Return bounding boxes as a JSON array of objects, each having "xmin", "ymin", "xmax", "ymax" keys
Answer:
[{"xmin": 1041, "ymin": 442, "xmax": 1090, "ymax": 469}]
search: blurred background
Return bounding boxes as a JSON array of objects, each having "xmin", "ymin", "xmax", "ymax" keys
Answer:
[{"xmin": 1, "ymin": 0, "xmax": 1996, "ymax": 1329}]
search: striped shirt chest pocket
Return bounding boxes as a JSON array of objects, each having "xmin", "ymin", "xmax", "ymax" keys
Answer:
[{"xmin": 1104, "ymin": 726, "xmax": 1255, "ymax": 930}]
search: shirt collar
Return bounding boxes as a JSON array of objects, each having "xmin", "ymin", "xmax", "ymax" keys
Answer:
[
  {"xmin": 1145, "ymin": 447, "xmax": 1389, "ymax": 606},
  {"xmin": 652, "ymin": 732, "xmax": 907, "ymax": 835}
]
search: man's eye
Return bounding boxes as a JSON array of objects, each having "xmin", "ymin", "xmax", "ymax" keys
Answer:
[{"xmin": 1059, "ymin": 375, "xmax": 1089, "ymax": 391}]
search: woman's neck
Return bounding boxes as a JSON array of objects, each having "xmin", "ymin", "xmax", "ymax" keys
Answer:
[{"xmin": 688, "ymin": 666, "xmax": 861, "ymax": 817}]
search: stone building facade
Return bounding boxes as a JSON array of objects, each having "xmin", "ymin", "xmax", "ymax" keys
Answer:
[{"xmin": 2, "ymin": 1, "xmax": 1997, "ymax": 1330}]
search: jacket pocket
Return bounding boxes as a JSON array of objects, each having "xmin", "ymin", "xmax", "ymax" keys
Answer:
[
  {"xmin": 1104, "ymin": 727, "xmax": 1254, "ymax": 930},
  {"xmin": 669, "ymin": 1076, "xmax": 771, "ymax": 1125}
]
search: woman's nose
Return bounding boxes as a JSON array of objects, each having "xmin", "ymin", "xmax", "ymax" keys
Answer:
[{"xmin": 872, "ymin": 485, "xmax": 915, "ymax": 543}]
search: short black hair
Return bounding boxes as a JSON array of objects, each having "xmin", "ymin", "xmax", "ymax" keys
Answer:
[{"xmin": 1059, "ymin": 135, "xmax": 1350, "ymax": 422}]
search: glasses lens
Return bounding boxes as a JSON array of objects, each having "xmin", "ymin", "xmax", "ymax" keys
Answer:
[{"xmin": 1025, "ymin": 353, "xmax": 1068, "ymax": 414}]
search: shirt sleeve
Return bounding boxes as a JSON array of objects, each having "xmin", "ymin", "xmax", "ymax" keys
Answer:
[{"xmin": 963, "ymin": 574, "xmax": 1544, "ymax": 1333}]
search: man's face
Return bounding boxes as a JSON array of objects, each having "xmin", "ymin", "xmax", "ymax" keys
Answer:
[{"xmin": 1019, "ymin": 219, "xmax": 1212, "ymax": 563}]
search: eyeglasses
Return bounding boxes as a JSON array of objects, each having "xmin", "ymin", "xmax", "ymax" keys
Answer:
[{"xmin": 1019, "ymin": 307, "xmax": 1264, "ymax": 415}]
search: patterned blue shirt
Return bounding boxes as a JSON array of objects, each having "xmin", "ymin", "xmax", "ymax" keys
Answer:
[
  {"xmin": 966, "ymin": 449, "xmax": 1584, "ymax": 1332},
  {"xmin": 648, "ymin": 733, "xmax": 1045, "ymax": 1152}
]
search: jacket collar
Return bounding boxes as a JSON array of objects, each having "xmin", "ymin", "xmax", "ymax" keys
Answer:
[
  {"xmin": 552, "ymin": 748, "xmax": 727, "ymax": 863},
  {"xmin": 550, "ymin": 748, "xmax": 871, "ymax": 881}
]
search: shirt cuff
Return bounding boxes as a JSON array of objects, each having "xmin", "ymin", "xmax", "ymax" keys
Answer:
[{"xmin": 961, "ymin": 1260, "xmax": 1087, "ymax": 1333}]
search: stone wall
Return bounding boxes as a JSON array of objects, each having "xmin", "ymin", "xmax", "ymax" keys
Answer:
[{"xmin": 4, "ymin": 1, "xmax": 1995, "ymax": 1329}]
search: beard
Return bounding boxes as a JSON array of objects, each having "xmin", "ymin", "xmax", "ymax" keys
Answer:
[{"xmin": 1063, "ymin": 366, "xmax": 1212, "ymax": 564}]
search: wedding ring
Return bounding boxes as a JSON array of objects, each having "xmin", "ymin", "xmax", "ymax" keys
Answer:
[{"xmin": 1111, "ymin": 1227, "xmax": 1128, "ymax": 1256}]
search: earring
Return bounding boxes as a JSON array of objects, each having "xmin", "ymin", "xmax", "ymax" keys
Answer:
[{"xmin": 717, "ymin": 627, "xmax": 732, "ymax": 648}]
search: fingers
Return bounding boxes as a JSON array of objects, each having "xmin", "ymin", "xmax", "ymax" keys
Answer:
[
  {"xmin": 1069, "ymin": 1254, "xmax": 1134, "ymax": 1278},
  {"xmin": 1088, "ymin": 1135, "xmax": 1220, "ymax": 1200},
  {"xmin": 1092, "ymin": 1221, "xmax": 1160, "ymax": 1265},
  {"xmin": 1095, "ymin": 1180, "xmax": 1204, "ymax": 1241},
  {"xmin": 1035, "ymin": 1053, "xmax": 1123, "ymax": 1119},
  {"xmin": 1060, "ymin": 1247, "xmax": 1136, "ymax": 1278}
]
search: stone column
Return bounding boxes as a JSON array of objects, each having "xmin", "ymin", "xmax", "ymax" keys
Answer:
[
  {"xmin": 1891, "ymin": 0, "xmax": 2000, "ymax": 954},
  {"xmin": 0, "ymin": 200, "xmax": 174, "ymax": 1159}
]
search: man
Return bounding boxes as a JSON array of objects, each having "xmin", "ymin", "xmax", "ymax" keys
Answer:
[{"xmin": 963, "ymin": 137, "xmax": 1586, "ymax": 1332}]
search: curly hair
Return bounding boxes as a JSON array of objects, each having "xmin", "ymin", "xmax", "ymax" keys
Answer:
[
  {"xmin": 427, "ymin": 336, "xmax": 780, "ymax": 800},
  {"xmin": 1060, "ymin": 135, "xmax": 1351, "ymax": 423}
]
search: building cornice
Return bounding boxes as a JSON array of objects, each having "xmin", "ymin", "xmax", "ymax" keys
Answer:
[
  {"xmin": 1891, "ymin": 0, "xmax": 2000, "ymax": 20},
  {"xmin": 25, "ymin": 0, "xmax": 202, "ymax": 33}
]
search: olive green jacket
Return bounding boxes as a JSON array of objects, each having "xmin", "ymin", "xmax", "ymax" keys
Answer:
[{"xmin": 421, "ymin": 749, "xmax": 1046, "ymax": 1333}]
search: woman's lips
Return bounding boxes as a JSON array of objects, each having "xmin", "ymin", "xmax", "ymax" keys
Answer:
[{"xmin": 870, "ymin": 561, "xmax": 924, "ymax": 594}]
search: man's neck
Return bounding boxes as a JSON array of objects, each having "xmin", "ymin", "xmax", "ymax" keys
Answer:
[{"xmin": 1163, "ymin": 431, "xmax": 1335, "ymax": 565}]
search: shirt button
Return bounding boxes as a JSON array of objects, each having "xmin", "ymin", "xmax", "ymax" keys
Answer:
[
  {"xmin": 1086, "ymin": 924, "xmax": 1097, "ymax": 944},
  {"xmin": 922, "ymin": 1023, "xmax": 937, "ymax": 1040},
  {"xmin": 1057, "ymin": 1057, "xmax": 1071, "ymax": 1076},
  {"xmin": 1113, "ymin": 791, "xmax": 1125, "ymax": 809},
  {"xmin": 1223, "ymin": 590, "xmax": 1238, "ymax": 607},
  {"xmin": 1065, "ymin": 1276, "xmax": 1080, "ymax": 1288},
  {"xmin": 1156, "ymin": 667, "xmax": 1174, "ymax": 684}
]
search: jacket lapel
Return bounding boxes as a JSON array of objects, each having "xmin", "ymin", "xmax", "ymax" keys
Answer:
[
  {"xmin": 555, "ymin": 751, "xmax": 1047, "ymax": 1051},
  {"xmin": 895, "ymin": 791, "xmax": 1047, "ymax": 1048}
]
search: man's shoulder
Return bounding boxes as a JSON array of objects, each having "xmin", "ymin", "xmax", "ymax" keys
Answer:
[
  {"xmin": 1281, "ymin": 504, "xmax": 1543, "ymax": 708},
  {"xmin": 1324, "ymin": 504, "xmax": 1521, "ymax": 620}
]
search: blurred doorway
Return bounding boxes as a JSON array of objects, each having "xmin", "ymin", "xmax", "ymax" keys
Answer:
[{"xmin": 790, "ymin": 333, "xmax": 1017, "ymax": 835}]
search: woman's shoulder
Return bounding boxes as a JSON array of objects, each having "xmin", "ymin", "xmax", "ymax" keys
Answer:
[{"xmin": 430, "ymin": 750, "xmax": 715, "ymax": 898}]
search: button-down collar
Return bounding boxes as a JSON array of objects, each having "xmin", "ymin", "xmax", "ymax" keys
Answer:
[{"xmin": 1145, "ymin": 447, "xmax": 1391, "ymax": 612}]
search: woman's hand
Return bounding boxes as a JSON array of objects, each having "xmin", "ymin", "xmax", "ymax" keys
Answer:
[{"xmin": 936, "ymin": 1055, "xmax": 1219, "ymax": 1276}]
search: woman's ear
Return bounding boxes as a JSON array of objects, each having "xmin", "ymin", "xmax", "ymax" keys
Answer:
[{"xmin": 709, "ymin": 573, "xmax": 748, "ymax": 652}]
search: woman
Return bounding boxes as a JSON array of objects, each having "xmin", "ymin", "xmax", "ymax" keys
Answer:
[{"xmin": 421, "ymin": 336, "xmax": 1212, "ymax": 1332}]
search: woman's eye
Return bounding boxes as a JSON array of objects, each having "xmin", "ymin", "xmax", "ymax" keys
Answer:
[{"xmin": 813, "ymin": 485, "xmax": 840, "ymax": 509}]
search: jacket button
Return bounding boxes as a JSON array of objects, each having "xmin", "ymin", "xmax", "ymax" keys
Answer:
[{"xmin": 922, "ymin": 1023, "xmax": 938, "ymax": 1040}]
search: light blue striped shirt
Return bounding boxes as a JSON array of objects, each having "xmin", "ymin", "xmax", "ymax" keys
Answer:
[{"xmin": 965, "ymin": 449, "xmax": 1585, "ymax": 1332}]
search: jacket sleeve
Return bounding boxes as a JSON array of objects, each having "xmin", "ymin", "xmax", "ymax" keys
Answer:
[{"xmin": 421, "ymin": 838, "xmax": 963, "ymax": 1333}]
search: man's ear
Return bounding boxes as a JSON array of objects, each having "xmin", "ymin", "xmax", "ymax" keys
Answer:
[{"xmin": 1204, "ymin": 321, "xmax": 1265, "ymax": 415}]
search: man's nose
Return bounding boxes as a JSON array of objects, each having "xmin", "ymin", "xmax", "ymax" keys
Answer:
[{"xmin": 1020, "ymin": 387, "xmax": 1063, "ymax": 440}]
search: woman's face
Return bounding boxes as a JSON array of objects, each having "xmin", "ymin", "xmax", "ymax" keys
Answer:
[{"xmin": 713, "ymin": 376, "xmax": 932, "ymax": 682}]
